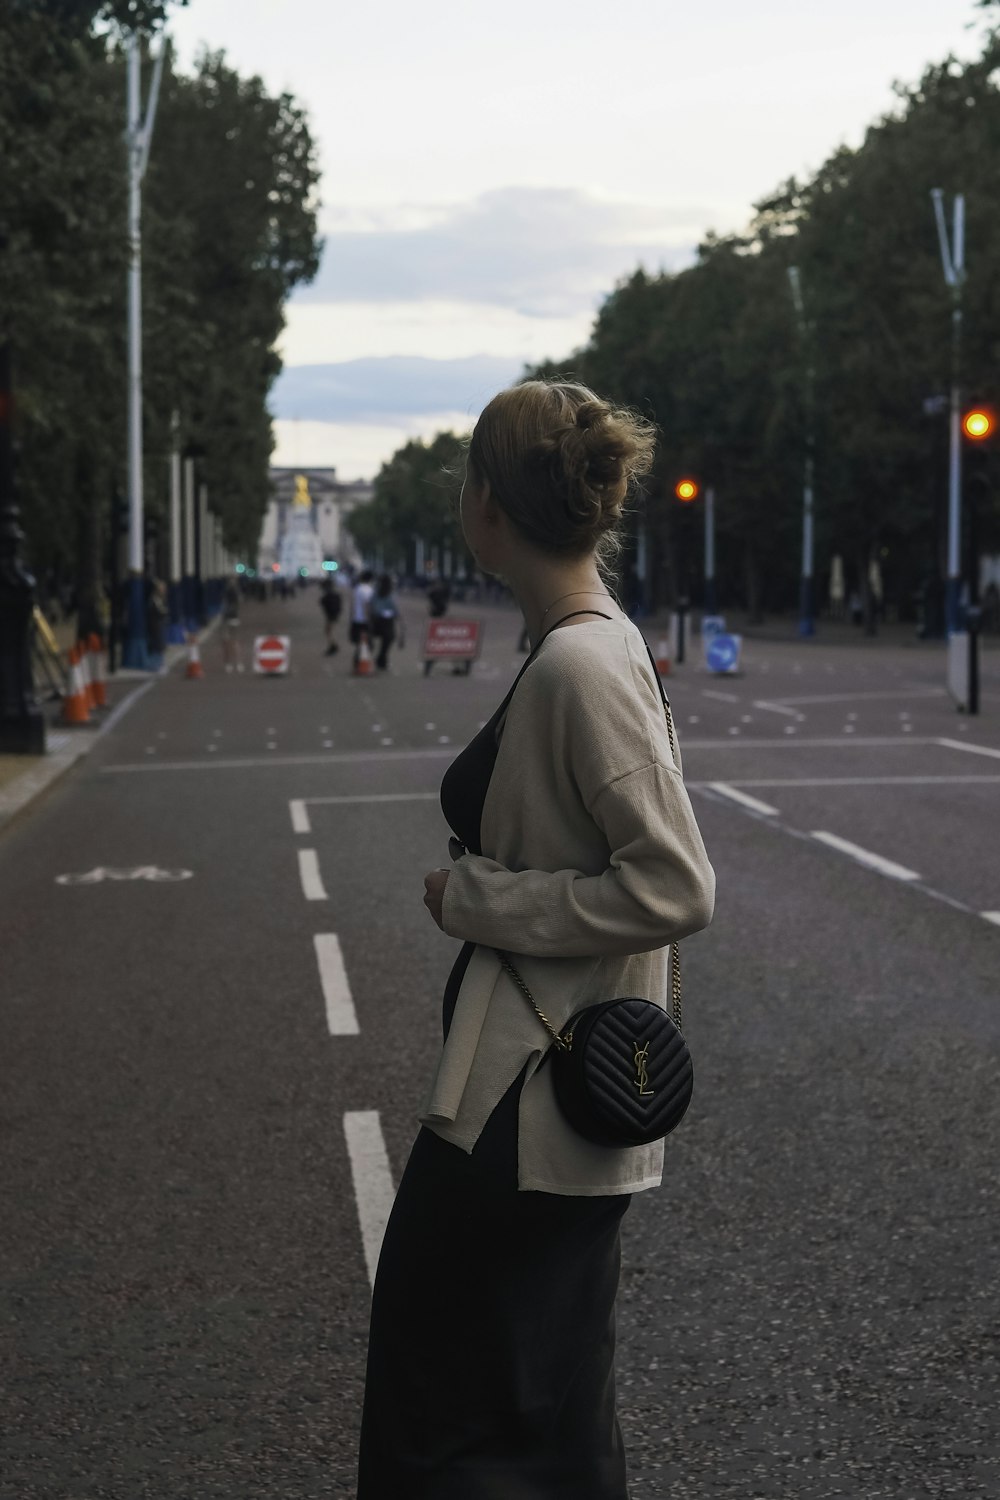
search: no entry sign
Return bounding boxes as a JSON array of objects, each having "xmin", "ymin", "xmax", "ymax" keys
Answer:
[
  {"xmin": 423, "ymin": 620, "xmax": 482, "ymax": 662},
  {"xmin": 253, "ymin": 634, "xmax": 291, "ymax": 674}
]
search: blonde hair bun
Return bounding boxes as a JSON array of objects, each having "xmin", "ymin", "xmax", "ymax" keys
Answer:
[{"xmin": 468, "ymin": 380, "xmax": 656, "ymax": 566}]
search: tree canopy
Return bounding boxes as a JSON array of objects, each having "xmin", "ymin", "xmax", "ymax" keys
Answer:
[
  {"xmin": 357, "ymin": 21, "xmax": 1000, "ymax": 621},
  {"xmin": 1, "ymin": 1, "xmax": 320, "ymax": 611}
]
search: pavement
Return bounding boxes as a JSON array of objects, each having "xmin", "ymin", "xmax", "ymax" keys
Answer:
[{"xmin": 1, "ymin": 588, "xmax": 998, "ymax": 1498}]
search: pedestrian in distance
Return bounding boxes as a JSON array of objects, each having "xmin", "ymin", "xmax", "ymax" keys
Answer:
[
  {"xmin": 319, "ymin": 576, "xmax": 342, "ymax": 655},
  {"xmin": 426, "ymin": 574, "xmax": 450, "ymax": 618},
  {"xmin": 222, "ymin": 577, "xmax": 243, "ymax": 673},
  {"xmin": 356, "ymin": 378, "xmax": 717, "ymax": 1499},
  {"xmin": 350, "ymin": 568, "xmax": 376, "ymax": 670},
  {"xmin": 369, "ymin": 572, "xmax": 406, "ymax": 670}
]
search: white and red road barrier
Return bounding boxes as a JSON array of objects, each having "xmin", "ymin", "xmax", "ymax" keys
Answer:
[
  {"xmin": 253, "ymin": 634, "xmax": 291, "ymax": 675},
  {"xmin": 184, "ymin": 635, "xmax": 206, "ymax": 680},
  {"xmin": 352, "ymin": 629, "xmax": 373, "ymax": 677},
  {"xmin": 654, "ymin": 633, "xmax": 672, "ymax": 676},
  {"xmin": 422, "ymin": 619, "xmax": 481, "ymax": 674}
]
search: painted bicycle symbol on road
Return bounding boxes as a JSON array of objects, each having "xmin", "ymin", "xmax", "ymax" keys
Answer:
[{"xmin": 55, "ymin": 866, "xmax": 194, "ymax": 886}]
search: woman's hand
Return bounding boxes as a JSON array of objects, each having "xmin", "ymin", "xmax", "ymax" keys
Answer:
[{"xmin": 423, "ymin": 868, "xmax": 450, "ymax": 931}]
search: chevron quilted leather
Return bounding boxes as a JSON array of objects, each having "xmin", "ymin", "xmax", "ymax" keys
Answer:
[{"xmin": 551, "ymin": 997, "xmax": 693, "ymax": 1148}]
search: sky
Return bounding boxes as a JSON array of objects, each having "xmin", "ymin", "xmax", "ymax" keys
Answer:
[{"xmin": 169, "ymin": 0, "xmax": 988, "ymax": 481}]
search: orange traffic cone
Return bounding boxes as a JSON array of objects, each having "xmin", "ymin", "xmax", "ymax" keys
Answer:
[
  {"xmin": 354, "ymin": 628, "xmax": 374, "ymax": 677},
  {"xmin": 654, "ymin": 633, "xmax": 672, "ymax": 676},
  {"xmin": 184, "ymin": 635, "xmax": 205, "ymax": 680},
  {"xmin": 61, "ymin": 643, "xmax": 92, "ymax": 725},
  {"xmin": 88, "ymin": 633, "xmax": 108, "ymax": 708}
]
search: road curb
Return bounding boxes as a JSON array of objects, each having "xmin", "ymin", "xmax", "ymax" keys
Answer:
[{"xmin": 0, "ymin": 618, "xmax": 221, "ymax": 840}]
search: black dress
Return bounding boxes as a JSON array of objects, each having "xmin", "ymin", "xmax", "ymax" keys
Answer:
[{"xmin": 356, "ymin": 613, "xmax": 632, "ymax": 1500}]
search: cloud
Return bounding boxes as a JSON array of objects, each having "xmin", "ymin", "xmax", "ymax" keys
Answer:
[
  {"xmin": 270, "ymin": 354, "xmax": 529, "ymax": 425},
  {"xmin": 294, "ymin": 187, "xmax": 701, "ymax": 317}
]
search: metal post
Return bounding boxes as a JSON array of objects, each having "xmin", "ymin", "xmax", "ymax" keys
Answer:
[
  {"xmin": 167, "ymin": 412, "xmax": 184, "ymax": 643},
  {"xmin": 121, "ymin": 33, "xmax": 165, "ymax": 668},
  {"xmin": 788, "ymin": 266, "xmax": 816, "ymax": 637},
  {"xmin": 197, "ymin": 483, "xmax": 208, "ymax": 625},
  {"xmin": 182, "ymin": 455, "xmax": 196, "ymax": 630},
  {"xmin": 931, "ymin": 189, "xmax": 965, "ymax": 635},
  {"xmin": 213, "ymin": 517, "xmax": 223, "ymax": 610},
  {"xmin": 704, "ymin": 486, "xmax": 717, "ymax": 613},
  {"xmin": 122, "ymin": 35, "xmax": 146, "ymax": 667}
]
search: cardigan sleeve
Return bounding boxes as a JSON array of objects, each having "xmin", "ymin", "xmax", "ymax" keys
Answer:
[{"xmin": 440, "ymin": 759, "xmax": 716, "ymax": 958}]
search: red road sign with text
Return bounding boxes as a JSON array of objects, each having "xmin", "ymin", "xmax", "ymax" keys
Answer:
[{"xmin": 422, "ymin": 619, "xmax": 482, "ymax": 661}]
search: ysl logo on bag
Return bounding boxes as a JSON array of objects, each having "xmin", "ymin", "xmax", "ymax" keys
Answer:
[{"xmin": 633, "ymin": 1042, "xmax": 654, "ymax": 1097}]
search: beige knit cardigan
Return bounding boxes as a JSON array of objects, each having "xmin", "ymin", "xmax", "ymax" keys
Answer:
[{"xmin": 419, "ymin": 616, "xmax": 716, "ymax": 1195}]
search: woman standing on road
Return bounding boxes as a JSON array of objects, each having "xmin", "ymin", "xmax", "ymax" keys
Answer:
[
  {"xmin": 369, "ymin": 572, "xmax": 406, "ymax": 670},
  {"xmin": 356, "ymin": 380, "xmax": 716, "ymax": 1497}
]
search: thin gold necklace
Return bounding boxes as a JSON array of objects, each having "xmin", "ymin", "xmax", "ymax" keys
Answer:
[{"xmin": 538, "ymin": 588, "xmax": 614, "ymax": 628}]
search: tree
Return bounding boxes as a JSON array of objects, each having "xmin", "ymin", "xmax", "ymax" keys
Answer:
[{"xmin": 349, "ymin": 431, "xmax": 471, "ymax": 574}]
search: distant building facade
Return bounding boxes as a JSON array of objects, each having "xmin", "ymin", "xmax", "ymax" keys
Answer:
[{"xmin": 258, "ymin": 468, "xmax": 373, "ymax": 578}]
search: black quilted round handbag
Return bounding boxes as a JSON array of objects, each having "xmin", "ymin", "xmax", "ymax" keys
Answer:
[
  {"xmin": 494, "ymin": 943, "xmax": 692, "ymax": 1148},
  {"xmin": 492, "ymin": 662, "xmax": 692, "ymax": 1149}
]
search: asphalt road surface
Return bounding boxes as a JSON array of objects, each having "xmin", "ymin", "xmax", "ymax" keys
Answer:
[{"xmin": 2, "ymin": 587, "xmax": 998, "ymax": 1499}]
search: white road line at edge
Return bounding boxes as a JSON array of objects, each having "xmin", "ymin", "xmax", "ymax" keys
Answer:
[
  {"xmin": 809, "ymin": 831, "xmax": 920, "ymax": 882},
  {"xmin": 298, "ymin": 849, "xmax": 329, "ymax": 901},
  {"xmin": 300, "ymin": 792, "xmax": 441, "ymax": 807},
  {"xmin": 314, "ymin": 934, "xmax": 360, "ymax": 1034},
  {"xmin": 937, "ymin": 738, "xmax": 1000, "ymax": 762},
  {"xmin": 343, "ymin": 1111, "xmax": 396, "ymax": 1290},
  {"xmin": 290, "ymin": 799, "xmax": 311, "ymax": 834},
  {"xmin": 709, "ymin": 783, "xmax": 779, "ymax": 816},
  {"xmin": 982, "ymin": 912, "xmax": 1000, "ymax": 928},
  {"xmin": 752, "ymin": 700, "xmax": 802, "ymax": 718}
]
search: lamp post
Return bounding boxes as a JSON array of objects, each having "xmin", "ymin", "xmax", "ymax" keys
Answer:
[
  {"xmin": 788, "ymin": 265, "xmax": 816, "ymax": 637},
  {"xmin": 121, "ymin": 31, "xmax": 165, "ymax": 668},
  {"xmin": 930, "ymin": 189, "xmax": 966, "ymax": 635}
]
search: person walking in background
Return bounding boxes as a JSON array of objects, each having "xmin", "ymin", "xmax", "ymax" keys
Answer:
[
  {"xmin": 350, "ymin": 568, "xmax": 375, "ymax": 670},
  {"xmin": 426, "ymin": 574, "xmax": 450, "ymax": 618},
  {"xmin": 319, "ymin": 576, "xmax": 342, "ymax": 655},
  {"xmin": 222, "ymin": 577, "xmax": 243, "ymax": 673},
  {"xmin": 356, "ymin": 378, "xmax": 716, "ymax": 1498},
  {"xmin": 369, "ymin": 572, "xmax": 405, "ymax": 670}
]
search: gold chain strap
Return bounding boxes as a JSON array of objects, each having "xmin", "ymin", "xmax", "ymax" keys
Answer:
[{"xmin": 493, "ymin": 689, "xmax": 683, "ymax": 1048}]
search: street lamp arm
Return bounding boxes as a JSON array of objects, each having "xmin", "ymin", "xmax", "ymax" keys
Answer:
[
  {"xmin": 930, "ymin": 188, "xmax": 957, "ymax": 288},
  {"xmin": 137, "ymin": 35, "xmax": 167, "ymax": 181}
]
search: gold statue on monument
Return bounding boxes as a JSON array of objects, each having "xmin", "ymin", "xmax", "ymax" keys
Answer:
[{"xmin": 293, "ymin": 474, "xmax": 312, "ymax": 509}]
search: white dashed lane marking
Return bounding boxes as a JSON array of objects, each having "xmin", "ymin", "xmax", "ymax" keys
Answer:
[
  {"xmin": 708, "ymin": 783, "xmax": 779, "ymax": 816},
  {"xmin": 343, "ymin": 1111, "xmax": 396, "ymax": 1290},
  {"xmin": 290, "ymin": 799, "xmax": 311, "ymax": 834},
  {"xmin": 314, "ymin": 934, "xmax": 359, "ymax": 1035},
  {"xmin": 809, "ymin": 831, "xmax": 920, "ymax": 882},
  {"xmin": 937, "ymin": 738, "xmax": 1000, "ymax": 761},
  {"xmin": 298, "ymin": 849, "xmax": 328, "ymax": 901}
]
